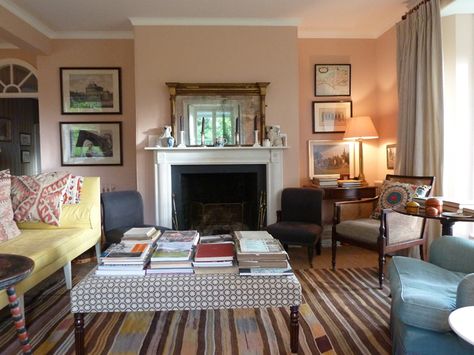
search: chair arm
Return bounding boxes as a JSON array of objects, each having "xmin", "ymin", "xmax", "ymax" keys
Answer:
[
  {"xmin": 382, "ymin": 209, "xmax": 426, "ymax": 245},
  {"xmin": 457, "ymin": 273, "xmax": 474, "ymax": 308},
  {"xmin": 430, "ymin": 237, "xmax": 474, "ymax": 273},
  {"xmin": 333, "ymin": 197, "xmax": 379, "ymax": 224}
]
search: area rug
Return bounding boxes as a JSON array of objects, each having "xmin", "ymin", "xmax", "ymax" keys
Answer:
[{"xmin": 0, "ymin": 267, "xmax": 391, "ymax": 354}]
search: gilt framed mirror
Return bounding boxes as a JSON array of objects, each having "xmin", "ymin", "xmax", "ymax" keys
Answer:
[{"xmin": 166, "ymin": 82, "xmax": 269, "ymax": 146}]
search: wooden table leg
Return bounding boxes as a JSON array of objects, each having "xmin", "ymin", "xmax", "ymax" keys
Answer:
[
  {"xmin": 290, "ymin": 305, "xmax": 299, "ymax": 353},
  {"xmin": 6, "ymin": 286, "xmax": 32, "ymax": 355},
  {"xmin": 74, "ymin": 313, "xmax": 85, "ymax": 355}
]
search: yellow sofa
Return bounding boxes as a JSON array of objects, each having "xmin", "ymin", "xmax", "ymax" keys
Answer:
[{"xmin": 0, "ymin": 177, "xmax": 101, "ymax": 310}]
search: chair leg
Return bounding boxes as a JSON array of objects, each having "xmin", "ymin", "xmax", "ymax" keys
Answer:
[
  {"xmin": 378, "ymin": 254, "xmax": 385, "ymax": 289},
  {"xmin": 331, "ymin": 238, "xmax": 337, "ymax": 271},
  {"xmin": 316, "ymin": 238, "xmax": 322, "ymax": 255},
  {"xmin": 307, "ymin": 245, "xmax": 314, "ymax": 268}
]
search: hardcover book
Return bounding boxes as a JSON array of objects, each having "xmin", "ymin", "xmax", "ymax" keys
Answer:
[{"xmin": 194, "ymin": 243, "xmax": 235, "ymax": 262}]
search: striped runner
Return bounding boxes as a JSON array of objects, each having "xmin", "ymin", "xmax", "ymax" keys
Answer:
[{"xmin": 0, "ymin": 267, "xmax": 390, "ymax": 354}]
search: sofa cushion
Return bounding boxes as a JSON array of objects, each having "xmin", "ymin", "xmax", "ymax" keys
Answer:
[
  {"xmin": 0, "ymin": 170, "xmax": 21, "ymax": 242},
  {"xmin": 266, "ymin": 221, "xmax": 322, "ymax": 244},
  {"xmin": 11, "ymin": 172, "xmax": 71, "ymax": 225},
  {"xmin": 62, "ymin": 175, "xmax": 84, "ymax": 205},
  {"xmin": 388, "ymin": 256, "xmax": 466, "ymax": 332},
  {"xmin": 335, "ymin": 218, "xmax": 380, "ymax": 245}
]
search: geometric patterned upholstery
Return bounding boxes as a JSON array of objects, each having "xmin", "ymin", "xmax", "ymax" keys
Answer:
[{"xmin": 71, "ymin": 271, "xmax": 302, "ymax": 313}]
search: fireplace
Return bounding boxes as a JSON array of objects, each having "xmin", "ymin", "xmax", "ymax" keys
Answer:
[
  {"xmin": 171, "ymin": 164, "xmax": 266, "ymax": 234},
  {"xmin": 145, "ymin": 146, "xmax": 286, "ymax": 229}
]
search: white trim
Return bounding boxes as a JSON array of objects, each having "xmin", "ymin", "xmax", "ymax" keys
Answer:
[
  {"xmin": 130, "ymin": 17, "xmax": 300, "ymax": 27},
  {"xmin": 0, "ymin": 0, "xmax": 55, "ymax": 38},
  {"xmin": 298, "ymin": 28, "xmax": 381, "ymax": 39},
  {"xmin": 0, "ymin": 59, "xmax": 38, "ymax": 76},
  {"xmin": 51, "ymin": 31, "xmax": 134, "ymax": 39}
]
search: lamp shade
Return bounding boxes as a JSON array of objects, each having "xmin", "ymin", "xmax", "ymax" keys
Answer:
[{"xmin": 343, "ymin": 116, "xmax": 378, "ymax": 140}]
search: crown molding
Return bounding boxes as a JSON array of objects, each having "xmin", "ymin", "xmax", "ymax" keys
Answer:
[
  {"xmin": 129, "ymin": 17, "xmax": 300, "ymax": 27},
  {"xmin": 298, "ymin": 29, "xmax": 380, "ymax": 39},
  {"xmin": 0, "ymin": 0, "xmax": 55, "ymax": 37},
  {"xmin": 51, "ymin": 31, "xmax": 134, "ymax": 39}
]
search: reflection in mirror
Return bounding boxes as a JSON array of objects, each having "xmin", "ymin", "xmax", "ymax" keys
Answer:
[{"xmin": 167, "ymin": 83, "xmax": 269, "ymax": 146}]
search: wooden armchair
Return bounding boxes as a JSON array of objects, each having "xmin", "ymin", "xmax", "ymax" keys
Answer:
[{"xmin": 332, "ymin": 174, "xmax": 435, "ymax": 288}]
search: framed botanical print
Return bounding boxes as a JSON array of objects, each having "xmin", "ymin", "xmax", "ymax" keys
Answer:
[
  {"xmin": 314, "ymin": 64, "xmax": 351, "ymax": 96},
  {"xmin": 308, "ymin": 140, "xmax": 355, "ymax": 179},
  {"xmin": 60, "ymin": 67, "xmax": 122, "ymax": 114},
  {"xmin": 386, "ymin": 144, "xmax": 396, "ymax": 170},
  {"xmin": 312, "ymin": 100, "xmax": 352, "ymax": 133},
  {"xmin": 60, "ymin": 121, "xmax": 122, "ymax": 166}
]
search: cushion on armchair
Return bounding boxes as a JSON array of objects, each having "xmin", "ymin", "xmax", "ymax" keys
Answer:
[
  {"xmin": 266, "ymin": 221, "xmax": 322, "ymax": 244},
  {"xmin": 335, "ymin": 218, "xmax": 380, "ymax": 244}
]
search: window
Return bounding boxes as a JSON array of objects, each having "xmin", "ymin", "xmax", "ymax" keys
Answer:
[{"xmin": 0, "ymin": 61, "xmax": 38, "ymax": 97}]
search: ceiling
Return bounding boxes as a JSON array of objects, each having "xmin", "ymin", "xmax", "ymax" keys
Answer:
[{"xmin": 0, "ymin": 0, "xmax": 473, "ymax": 46}]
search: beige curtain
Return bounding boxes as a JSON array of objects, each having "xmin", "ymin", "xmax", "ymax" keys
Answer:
[{"xmin": 396, "ymin": 0, "xmax": 444, "ymax": 196}]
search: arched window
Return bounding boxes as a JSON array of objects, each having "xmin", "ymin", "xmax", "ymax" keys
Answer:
[{"xmin": 0, "ymin": 59, "xmax": 38, "ymax": 97}]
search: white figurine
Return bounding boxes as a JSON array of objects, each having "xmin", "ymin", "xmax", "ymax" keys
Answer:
[
  {"xmin": 265, "ymin": 125, "xmax": 283, "ymax": 147},
  {"xmin": 159, "ymin": 125, "xmax": 173, "ymax": 147}
]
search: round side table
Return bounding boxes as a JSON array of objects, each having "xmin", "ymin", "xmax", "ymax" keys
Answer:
[
  {"xmin": 0, "ymin": 254, "xmax": 34, "ymax": 354},
  {"xmin": 449, "ymin": 306, "xmax": 474, "ymax": 346}
]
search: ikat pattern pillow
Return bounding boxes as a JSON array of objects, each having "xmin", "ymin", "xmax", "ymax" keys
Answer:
[
  {"xmin": 0, "ymin": 170, "xmax": 21, "ymax": 242},
  {"xmin": 62, "ymin": 175, "xmax": 84, "ymax": 205},
  {"xmin": 371, "ymin": 180, "xmax": 431, "ymax": 219},
  {"xmin": 11, "ymin": 172, "xmax": 71, "ymax": 226}
]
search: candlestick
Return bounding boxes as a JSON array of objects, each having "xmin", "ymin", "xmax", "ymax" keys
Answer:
[
  {"xmin": 177, "ymin": 130, "xmax": 186, "ymax": 148},
  {"xmin": 180, "ymin": 115, "xmax": 184, "ymax": 131},
  {"xmin": 254, "ymin": 115, "xmax": 258, "ymax": 131},
  {"xmin": 235, "ymin": 117, "xmax": 239, "ymax": 134},
  {"xmin": 253, "ymin": 130, "xmax": 260, "ymax": 147},
  {"xmin": 201, "ymin": 117, "xmax": 205, "ymax": 135}
]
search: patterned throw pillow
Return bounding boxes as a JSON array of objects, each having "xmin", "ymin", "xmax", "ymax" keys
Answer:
[
  {"xmin": 0, "ymin": 170, "xmax": 21, "ymax": 242},
  {"xmin": 11, "ymin": 172, "xmax": 71, "ymax": 226},
  {"xmin": 62, "ymin": 175, "xmax": 84, "ymax": 205},
  {"xmin": 371, "ymin": 180, "xmax": 431, "ymax": 219}
]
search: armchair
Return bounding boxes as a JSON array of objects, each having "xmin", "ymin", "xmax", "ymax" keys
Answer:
[
  {"xmin": 332, "ymin": 174, "xmax": 435, "ymax": 288},
  {"xmin": 388, "ymin": 236, "xmax": 474, "ymax": 355},
  {"xmin": 266, "ymin": 187, "xmax": 323, "ymax": 267}
]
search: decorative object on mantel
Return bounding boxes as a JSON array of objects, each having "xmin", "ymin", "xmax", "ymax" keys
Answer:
[
  {"xmin": 235, "ymin": 117, "xmax": 240, "ymax": 146},
  {"xmin": 177, "ymin": 115, "xmax": 186, "ymax": 148},
  {"xmin": 265, "ymin": 125, "xmax": 283, "ymax": 147},
  {"xmin": 159, "ymin": 125, "xmax": 174, "ymax": 148},
  {"xmin": 343, "ymin": 116, "xmax": 379, "ymax": 182}
]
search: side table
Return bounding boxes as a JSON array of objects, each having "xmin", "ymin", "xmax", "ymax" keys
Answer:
[
  {"xmin": 0, "ymin": 254, "xmax": 34, "ymax": 354},
  {"xmin": 449, "ymin": 306, "xmax": 474, "ymax": 346}
]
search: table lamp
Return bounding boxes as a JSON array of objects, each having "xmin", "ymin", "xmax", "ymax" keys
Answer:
[{"xmin": 343, "ymin": 116, "xmax": 378, "ymax": 182}]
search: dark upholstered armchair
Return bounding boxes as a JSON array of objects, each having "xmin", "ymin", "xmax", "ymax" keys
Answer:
[
  {"xmin": 332, "ymin": 174, "xmax": 435, "ymax": 288},
  {"xmin": 101, "ymin": 190, "xmax": 170, "ymax": 247},
  {"xmin": 266, "ymin": 188, "xmax": 324, "ymax": 267}
]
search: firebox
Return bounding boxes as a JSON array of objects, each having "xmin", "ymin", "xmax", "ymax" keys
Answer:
[{"xmin": 171, "ymin": 164, "xmax": 266, "ymax": 234}]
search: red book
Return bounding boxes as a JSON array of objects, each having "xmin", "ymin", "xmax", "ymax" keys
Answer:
[{"xmin": 194, "ymin": 243, "xmax": 235, "ymax": 262}]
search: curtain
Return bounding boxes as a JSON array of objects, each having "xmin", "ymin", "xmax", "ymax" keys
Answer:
[{"xmin": 396, "ymin": 0, "xmax": 444, "ymax": 196}]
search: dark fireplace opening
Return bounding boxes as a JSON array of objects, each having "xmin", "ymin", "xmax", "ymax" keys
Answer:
[{"xmin": 171, "ymin": 165, "xmax": 266, "ymax": 235}]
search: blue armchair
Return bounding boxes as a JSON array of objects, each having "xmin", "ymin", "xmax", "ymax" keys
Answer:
[{"xmin": 388, "ymin": 236, "xmax": 474, "ymax": 355}]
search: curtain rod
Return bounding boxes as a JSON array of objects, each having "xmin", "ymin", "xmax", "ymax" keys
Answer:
[{"xmin": 401, "ymin": 0, "xmax": 431, "ymax": 20}]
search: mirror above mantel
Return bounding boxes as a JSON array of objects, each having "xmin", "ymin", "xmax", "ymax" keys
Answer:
[{"xmin": 166, "ymin": 82, "xmax": 269, "ymax": 146}]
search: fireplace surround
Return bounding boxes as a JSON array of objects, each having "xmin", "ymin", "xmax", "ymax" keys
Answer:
[{"xmin": 145, "ymin": 147, "xmax": 286, "ymax": 229}]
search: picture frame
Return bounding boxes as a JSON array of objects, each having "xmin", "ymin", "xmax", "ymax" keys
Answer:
[
  {"xmin": 20, "ymin": 133, "xmax": 31, "ymax": 146},
  {"xmin": 308, "ymin": 140, "xmax": 356, "ymax": 179},
  {"xmin": 60, "ymin": 67, "xmax": 122, "ymax": 114},
  {"xmin": 312, "ymin": 100, "xmax": 352, "ymax": 133},
  {"xmin": 314, "ymin": 64, "xmax": 351, "ymax": 97},
  {"xmin": 59, "ymin": 121, "xmax": 123, "ymax": 166},
  {"xmin": 21, "ymin": 150, "xmax": 30, "ymax": 163},
  {"xmin": 386, "ymin": 144, "xmax": 396, "ymax": 170},
  {"xmin": 0, "ymin": 117, "xmax": 12, "ymax": 142}
]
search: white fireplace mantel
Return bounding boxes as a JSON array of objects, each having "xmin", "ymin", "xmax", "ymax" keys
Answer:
[{"xmin": 145, "ymin": 146, "xmax": 287, "ymax": 228}]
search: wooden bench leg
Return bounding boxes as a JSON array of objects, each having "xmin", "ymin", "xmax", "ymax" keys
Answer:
[
  {"xmin": 74, "ymin": 313, "xmax": 85, "ymax": 355},
  {"xmin": 290, "ymin": 305, "xmax": 299, "ymax": 353}
]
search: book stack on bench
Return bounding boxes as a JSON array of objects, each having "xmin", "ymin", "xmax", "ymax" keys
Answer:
[
  {"xmin": 193, "ymin": 241, "xmax": 237, "ymax": 274},
  {"xmin": 147, "ymin": 230, "xmax": 200, "ymax": 274},
  {"xmin": 97, "ymin": 242, "xmax": 154, "ymax": 276},
  {"xmin": 234, "ymin": 231, "xmax": 293, "ymax": 276},
  {"xmin": 121, "ymin": 227, "xmax": 161, "ymax": 245}
]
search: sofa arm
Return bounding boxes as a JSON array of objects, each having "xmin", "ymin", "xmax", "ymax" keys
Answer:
[
  {"xmin": 430, "ymin": 236, "xmax": 474, "ymax": 273},
  {"xmin": 333, "ymin": 197, "xmax": 378, "ymax": 224},
  {"xmin": 457, "ymin": 273, "xmax": 474, "ymax": 308}
]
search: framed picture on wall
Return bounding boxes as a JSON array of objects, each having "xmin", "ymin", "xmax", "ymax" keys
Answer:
[
  {"xmin": 59, "ymin": 121, "xmax": 123, "ymax": 166},
  {"xmin": 386, "ymin": 144, "xmax": 396, "ymax": 170},
  {"xmin": 60, "ymin": 67, "xmax": 122, "ymax": 114},
  {"xmin": 20, "ymin": 133, "xmax": 31, "ymax": 146},
  {"xmin": 308, "ymin": 140, "xmax": 356, "ymax": 179},
  {"xmin": 314, "ymin": 64, "xmax": 351, "ymax": 96},
  {"xmin": 312, "ymin": 100, "xmax": 352, "ymax": 133},
  {"xmin": 0, "ymin": 117, "xmax": 12, "ymax": 142}
]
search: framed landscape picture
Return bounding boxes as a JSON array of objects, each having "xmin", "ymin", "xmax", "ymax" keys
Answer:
[
  {"xmin": 60, "ymin": 67, "xmax": 122, "ymax": 114},
  {"xmin": 60, "ymin": 121, "xmax": 122, "ymax": 166},
  {"xmin": 312, "ymin": 100, "xmax": 352, "ymax": 133},
  {"xmin": 308, "ymin": 140, "xmax": 355, "ymax": 179},
  {"xmin": 314, "ymin": 64, "xmax": 351, "ymax": 96},
  {"xmin": 386, "ymin": 144, "xmax": 396, "ymax": 170}
]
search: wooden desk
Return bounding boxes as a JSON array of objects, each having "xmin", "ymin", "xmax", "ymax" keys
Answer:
[{"xmin": 305, "ymin": 184, "xmax": 377, "ymax": 200}]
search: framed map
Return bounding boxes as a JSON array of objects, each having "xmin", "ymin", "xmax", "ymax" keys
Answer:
[{"xmin": 314, "ymin": 64, "xmax": 351, "ymax": 96}]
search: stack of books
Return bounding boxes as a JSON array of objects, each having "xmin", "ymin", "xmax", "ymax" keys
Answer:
[
  {"xmin": 337, "ymin": 179, "xmax": 363, "ymax": 187},
  {"xmin": 312, "ymin": 174, "xmax": 339, "ymax": 187},
  {"xmin": 234, "ymin": 231, "xmax": 293, "ymax": 276},
  {"xmin": 442, "ymin": 199, "xmax": 474, "ymax": 214},
  {"xmin": 193, "ymin": 242, "xmax": 237, "ymax": 274},
  {"xmin": 147, "ymin": 230, "xmax": 200, "ymax": 274},
  {"xmin": 121, "ymin": 227, "xmax": 161, "ymax": 245},
  {"xmin": 96, "ymin": 242, "xmax": 153, "ymax": 276}
]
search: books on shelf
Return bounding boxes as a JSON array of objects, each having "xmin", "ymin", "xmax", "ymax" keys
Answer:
[
  {"xmin": 122, "ymin": 229, "xmax": 161, "ymax": 245},
  {"xmin": 236, "ymin": 239, "xmax": 288, "ymax": 261},
  {"xmin": 123, "ymin": 227, "xmax": 157, "ymax": 239},
  {"xmin": 199, "ymin": 234, "xmax": 234, "ymax": 244},
  {"xmin": 442, "ymin": 199, "xmax": 474, "ymax": 213},
  {"xmin": 237, "ymin": 260, "xmax": 290, "ymax": 268},
  {"xmin": 337, "ymin": 179, "xmax": 363, "ymax": 187},
  {"xmin": 100, "ymin": 243, "xmax": 152, "ymax": 263},
  {"xmin": 194, "ymin": 264, "xmax": 239, "ymax": 275},
  {"xmin": 312, "ymin": 176, "xmax": 339, "ymax": 187},
  {"xmin": 239, "ymin": 267, "xmax": 294, "ymax": 276},
  {"xmin": 194, "ymin": 243, "xmax": 235, "ymax": 262}
]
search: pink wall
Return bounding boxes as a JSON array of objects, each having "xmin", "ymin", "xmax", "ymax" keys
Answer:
[
  {"xmin": 134, "ymin": 26, "xmax": 299, "ymax": 224},
  {"xmin": 35, "ymin": 39, "xmax": 136, "ymax": 191},
  {"xmin": 0, "ymin": 48, "xmax": 37, "ymax": 67}
]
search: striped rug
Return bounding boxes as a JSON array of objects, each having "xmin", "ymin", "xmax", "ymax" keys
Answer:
[{"xmin": 0, "ymin": 267, "xmax": 391, "ymax": 354}]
